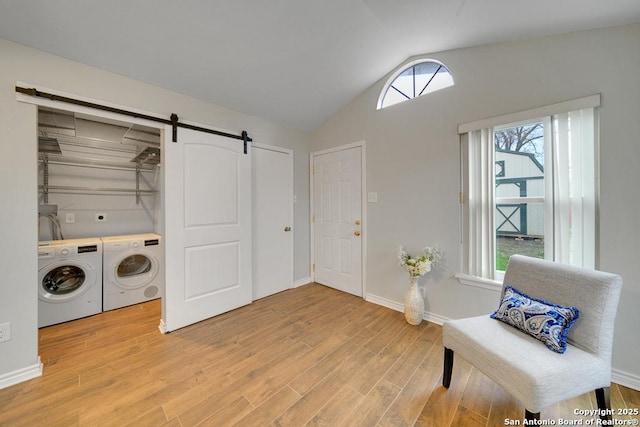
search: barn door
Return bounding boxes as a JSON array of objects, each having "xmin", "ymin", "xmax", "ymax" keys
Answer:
[{"xmin": 162, "ymin": 127, "xmax": 251, "ymax": 332}]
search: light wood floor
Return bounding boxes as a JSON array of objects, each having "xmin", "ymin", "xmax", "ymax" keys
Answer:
[{"xmin": 1, "ymin": 283, "xmax": 638, "ymax": 426}]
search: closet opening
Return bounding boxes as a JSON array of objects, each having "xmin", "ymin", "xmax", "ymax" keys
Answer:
[{"xmin": 37, "ymin": 106, "xmax": 165, "ymax": 328}]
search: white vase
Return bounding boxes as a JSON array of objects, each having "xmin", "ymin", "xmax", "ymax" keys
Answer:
[{"xmin": 404, "ymin": 276, "xmax": 424, "ymax": 325}]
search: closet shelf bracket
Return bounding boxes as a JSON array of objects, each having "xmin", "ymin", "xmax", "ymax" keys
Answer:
[
  {"xmin": 136, "ymin": 163, "xmax": 141, "ymax": 205},
  {"xmin": 41, "ymin": 153, "xmax": 50, "ymax": 204}
]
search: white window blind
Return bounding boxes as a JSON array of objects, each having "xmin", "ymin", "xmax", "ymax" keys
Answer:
[
  {"xmin": 465, "ymin": 128, "xmax": 496, "ymax": 279},
  {"xmin": 551, "ymin": 108, "xmax": 597, "ymax": 268}
]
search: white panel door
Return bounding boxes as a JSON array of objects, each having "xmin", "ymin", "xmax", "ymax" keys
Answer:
[
  {"xmin": 253, "ymin": 145, "xmax": 293, "ymax": 300},
  {"xmin": 313, "ymin": 146, "xmax": 362, "ymax": 296},
  {"xmin": 163, "ymin": 127, "xmax": 251, "ymax": 332}
]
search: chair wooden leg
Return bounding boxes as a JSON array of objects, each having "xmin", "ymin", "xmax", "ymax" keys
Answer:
[
  {"xmin": 525, "ymin": 410, "xmax": 540, "ymax": 421},
  {"xmin": 595, "ymin": 387, "xmax": 612, "ymax": 421},
  {"xmin": 443, "ymin": 347, "xmax": 454, "ymax": 388}
]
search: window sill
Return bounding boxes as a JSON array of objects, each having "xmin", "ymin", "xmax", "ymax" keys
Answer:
[{"xmin": 454, "ymin": 273, "xmax": 503, "ymax": 291}]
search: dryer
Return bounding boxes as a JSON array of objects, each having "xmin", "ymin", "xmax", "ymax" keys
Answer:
[
  {"xmin": 101, "ymin": 233, "xmax": 163, "ymax": 311},
  {"xmin": 38, "ymin": 238, "xmax": 103, "ymax": 328}
]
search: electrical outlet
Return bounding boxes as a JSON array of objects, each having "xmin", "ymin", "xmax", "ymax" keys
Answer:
[
  {"xmin": 0, "ymin": 322, "xmax": 11, "ymax": 343},
  {"xmin": 95, "ymin": 213, "xmax": 107, "ymax": 222}
]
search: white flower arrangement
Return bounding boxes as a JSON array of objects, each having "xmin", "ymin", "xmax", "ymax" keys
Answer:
[{"xmin": 398, "ymin": 245, "xmax": 443, "ymax": 277}]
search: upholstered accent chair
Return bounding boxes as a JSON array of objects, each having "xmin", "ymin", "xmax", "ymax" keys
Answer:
[{"xmin": 442, "ymin": 255, "xmax": 623, "ymax": 421}]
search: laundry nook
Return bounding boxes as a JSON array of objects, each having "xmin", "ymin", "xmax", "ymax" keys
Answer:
[{"xmin": 36, "ymin": 108, "xmax": 164, "ymax": 326}]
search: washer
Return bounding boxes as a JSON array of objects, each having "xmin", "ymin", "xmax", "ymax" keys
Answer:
[
  {"xmin": 101, "ymin": 233, "xmax": 163, "ymax": 311},
  {"xmin": 38, "ymin": 238, "xmax": 103, "ymax": 328}
]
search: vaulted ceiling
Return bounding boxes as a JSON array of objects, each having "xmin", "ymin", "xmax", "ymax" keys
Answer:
[{"xmin": 1, "ymin": 1, "xmax": 639, "ymax": 131}]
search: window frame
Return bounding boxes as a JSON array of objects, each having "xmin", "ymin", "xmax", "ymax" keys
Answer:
[
  {"xmin": 456, "ymin": 95, "xmax": 600, "ymax": 290},
  {"xmin": 377, "ymin": 59, "xmax": 454, "ymax": 110}
]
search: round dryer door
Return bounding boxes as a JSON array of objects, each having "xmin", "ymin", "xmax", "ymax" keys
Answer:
[
  {"xmin": 118, "ymin": 254, "xmax": 152, "ymax": 277},
  {"xmin": 112, "ymin": 252, "xmax": 159, "ymax": 290},
  {"xmin": 39, "ymin": 260, "xmax": 96, "ymax": 302}
]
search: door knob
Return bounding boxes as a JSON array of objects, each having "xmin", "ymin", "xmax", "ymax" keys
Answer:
[
  {"xmin": 354, "ymin": 230, "xmax": 361, "ymax": 236},
  {"xmin": 284, "ymin": 226, "xmax": 291, "ymax": 232},
  {"xmin": 355, "ymin": 220, "xmax": 361, "ymax": 225}
]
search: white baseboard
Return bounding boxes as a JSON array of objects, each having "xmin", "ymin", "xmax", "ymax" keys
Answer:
[
  {"xmin": 365, "ymin": 293, "xmax": 403, "ymax": 312},
  {"xmin": 0, "ymin": 357, "xmax": 43, "ymax": 390},
  {"xmin": 422, "ymin": 310, "xmax": 449, "ymax": 326},
  {"xmin": 612, "ymin": 368, "xmax": 640, "ymax": 391},
  {"xmin": 365, "ymin": 293, "xmax": 449, "ymax": 326},
  {"xmin": 158, "ymin": 319, "xmax": 167, "ymax": 334},
  {"xmin": 293, "ymin": 277, "xmax": 312, "ymax": 288}
]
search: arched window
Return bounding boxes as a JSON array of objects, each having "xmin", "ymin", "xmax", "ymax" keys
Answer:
[{"xmin": 377, "ymin": 59, "xmax": 454, "ymax": 109}]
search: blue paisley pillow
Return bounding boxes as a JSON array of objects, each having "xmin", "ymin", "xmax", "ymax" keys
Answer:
[{"xmin": 490, "ymin": 285, "xmax": 580, "ymax": 354}]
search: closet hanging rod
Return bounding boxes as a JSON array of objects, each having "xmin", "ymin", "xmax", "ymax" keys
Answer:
[
  {"xmin": 16, "ymin": 86, "xmax": 252, "ymax": 152},
  {"xmin": 39, "ymin": 155, "xmax": 157, "ymax": 172},
  {"xmin": 38, "ymin": 185, "xmax": 157, "ymax": 194}
]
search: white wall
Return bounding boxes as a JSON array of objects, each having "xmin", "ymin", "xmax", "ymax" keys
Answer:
[
  {"xmin": 0, "ymin": 38, "xmax": 310, "ymax": 384},
  {"xmin": 310, "ymin": 23, "xmax": 640, "ymax": 388}
]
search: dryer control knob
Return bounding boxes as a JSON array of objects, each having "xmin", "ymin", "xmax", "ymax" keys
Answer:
[
  {"xmin": 60, "ymin": 248, "xmax": 70, "ymax": 255},
  {"xmin": 132, "ymin": 242, "xmax": 140, "ymax": 248}
]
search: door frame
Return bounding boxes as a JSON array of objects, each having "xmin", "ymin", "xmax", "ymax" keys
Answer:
[
  {"xmin": 310, "ymin": 141, "xmax": 366, "ymax": 297},
  {"xmin": 252, "ymin": 142, "xmax": 294, "ymax": 299},
  {"xmin": 17, "ymin": 83, "xmax": 166, "ymax": 366}
]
